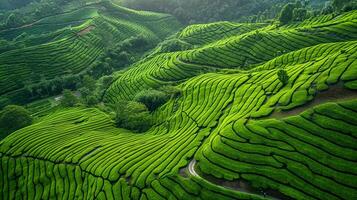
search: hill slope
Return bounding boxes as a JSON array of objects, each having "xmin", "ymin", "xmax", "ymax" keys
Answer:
[
  {"xmin": 0, "ymin": 9, "xmax": 357, "ymax": 200},
  {"xmin": 0, "ymin": 1, "xmax": 180, "ymax": 107}
]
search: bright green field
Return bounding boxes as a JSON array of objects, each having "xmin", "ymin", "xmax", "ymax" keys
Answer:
[{"xmin": 0, "ymin": 5, "xmax": 357, "ymax": 200}]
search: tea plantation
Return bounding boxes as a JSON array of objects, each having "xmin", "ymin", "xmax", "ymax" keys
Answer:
[
  {"xmin": 0, "ymin": 0, "xmax": 180, "ymax": 107},
  {"xmin": 0, "ymin": 2, "xmax": 357, "ymax": 200}
]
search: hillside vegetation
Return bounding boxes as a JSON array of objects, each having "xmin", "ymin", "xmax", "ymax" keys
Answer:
[
  {"xmin": 0, "ymin": 0, "xmax": 180, "ymax": 107},
  {"xmin": 0, "ymin": 1, "xmax": 357, "ymax": 200}
]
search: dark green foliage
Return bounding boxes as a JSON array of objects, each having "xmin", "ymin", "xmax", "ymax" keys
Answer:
[
  {"xmin": 85, "ymin": 95, "xmax": 99, "ymax": 107},
  {"xmin": 332, "ymin": 0, "xmax": 351, "ymax": 12},
  {"xmin": 90, "ymin": 35, "xmax": 153, "ymax": 79},
  {"xmin": 115, "ymin": 101, "xmax": 152, "ymax": 132},
  {"xmin": 293, "ymin": 8, "xmax": 307, "ymax": 21},
  {"xmin": 0, "ymin": 105, "xmax": 32, "ymax": 138},
  {"xmin": 279, "ymin": 3, "xmax": 296, "ymax": 24},
  {"xmin": 159, "ymin": 85, "xmax": 182, "ymax": 98},
  {"xmin": 134, "ymin": 89, "xmax": 169, "ymax": 111},
  {"xmin": 120, "ymin": 35, "xmax": 150, "ymax": 50},
  {"xmin": 101, "ymin": 76, "xmax": 114, "ymax": 89},
  {"xmin": 60, "ymin": 90, "xmax": 78, "ymax": 107},
  {"xmin": 321, "ymin": 3, "xmax": 334, "ymax": 14},
  {"xmin": 159, "ymin": 39, "xmax": 193, "ymax": 53},
  {"xmin": 78, "ymin": 75, "xmax": 100, "ymax": 107},
  {"xmin": 81, "ymin": 75, "xmax": 96, "ymax": 91},
  {"xmin": 5, "ymin": 13, "xmax": 23, "ymax": 27},
  {"xmin": 277, "ymin": 69, "xmax": 289, "ymax": 85},
  {"xmin": 341, "ymin": 1, "xmax": 357, "ymax": 12},
  {"xmin": 123, "ymin": 0, "xmax": 289, "ymax": 24}
]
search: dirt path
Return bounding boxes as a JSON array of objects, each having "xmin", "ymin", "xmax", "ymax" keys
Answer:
[{"xmin": 185, "ymin": 159, "xmax": 291, "ymax": 200}]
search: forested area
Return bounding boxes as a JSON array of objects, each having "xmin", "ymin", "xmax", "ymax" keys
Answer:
[{"xmin": 122, "ymin": 0, "xmax": 334, "ymax": 23}]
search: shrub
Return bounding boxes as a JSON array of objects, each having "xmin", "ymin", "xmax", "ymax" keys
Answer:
[
  {"xmin": 159, "ymin": 39, "xmax": 193, "ymax": 53},
  {"xmin": 159, "ymin": 85, "xmax": 182, "ymax": 98},
  {"xmin": 115, "ymin": 101, "xmax": 152, "ymax": 132},
  {"xmin": 277, "ymin": 69, "xmax": 289, "ymax": 85},
  {"xmin": 332, "ymin": 0, "xmax": 351, "ymax": 12},
  {"xmin": 81, "ymin": 75, "xmax": 96, "ymax": 91},
  {"xmin": 60, "ymin": 89, "xmax": 78, "ymax": 107},
  {"xmin": 0, "ymin": 105, "xmax": 33, "ymax": 138},
  {"xmin": 279, "ymin": 3, "xmax": 295, "ymax": 24},
  {"xmin": 134, "ymin": 89, "xmax": 169, "ymax": 111},
  {"xmin": 293, "ymin": 8, "xmax": 307, "ymax": 21},
  {"xmin": 5, "ymin": 13, "xmax": 23, "ymax": 27},
  {"xmin": 86, "ymin": 95, "xmax": 99, "ymax": 107}
]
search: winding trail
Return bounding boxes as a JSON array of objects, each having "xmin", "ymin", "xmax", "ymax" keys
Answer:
[
  {"xmin": 188, "ymin": 159, "xmax": 199, "ymax": 177},
  {"xmin": 187, "ymin": 159, "xmax": 288, "ymax": 200}
]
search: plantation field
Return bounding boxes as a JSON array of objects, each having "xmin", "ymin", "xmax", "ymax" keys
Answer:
[
  {"xmin": 0, "ymin": 4, "xmax": 357, "ymax": 200},
  {"xmin": 0, "ymin": 1, "xmax": 180, "ymax": 107}
]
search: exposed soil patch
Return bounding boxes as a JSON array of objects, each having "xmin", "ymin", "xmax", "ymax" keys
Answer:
[
  {"xmin": 78, "ymin": 25, "xmax": 95, "ymax": 36},
  {"xmin": 268, "ymin": 83, "xmax": 357, "ymax": 119},
  {"xmin": 179, "ymin": 167, "xmax": 189, "ymax": 178}
]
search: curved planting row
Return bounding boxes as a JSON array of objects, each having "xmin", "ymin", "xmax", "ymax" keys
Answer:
[
  {"xmin": 196, "ymin": 100, "xmax": 357, "ymax": 200},
  {"xmin": 0, "ymin": 33, "xmax": 103, "ymax": 95},
  {"xmin": 0, "ymin": 2, "xmax": 180, "ymax": 102},
  {"xmin": 0, "ymin": 105, "xmax": 258, "ymax": 199},
  {"xmin": 105, "ymin": 10, "xmax": 357, "ymax": 104},
  {"xmin": 178, "ymin": 21, "xmax": 267, "ymax": 46},
  {"xmin": 1, "ymin": 29, "xmax": 356, "ymax": 198}
]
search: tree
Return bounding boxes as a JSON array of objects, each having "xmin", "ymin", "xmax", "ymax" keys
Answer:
[
  {"xmin": 86, "ymin": 95, "xmax": 99, "ymax": 107},
  {"xmin": 82, "ymin": 75, "xmax": 96, "ymax": 91},
  {"xmin": 5, "ymin": 12, "xmax": 23, "ymax": 27},
  {"xmin": 293, "ymin": 8, "xmax": 307, "ymax": 21},
  {"xmin": 115, "ymin": 101, "xmax": 152, "ymax": 132},
  {"xmin": 277, "ymin": 69, "xmax": 289, "ymax": 85},
  {"xmin": 332, "ymin": 0, "xmax": 351, "ymax": 12},
  {"xmin": 134, "ymin": 89, "xmax": 169, "ymax": 111},
  {"xmin": 0, "ymin": 105, "xmax": 33, "ymax": 137},
  {"xmin": 60, "ymin": 89, "xmax": 78, "ymax": 107},
  {"xmin": 279, "ymin": 3, "xmax": 296, "ymax": 24},
  {"xmin": 321, "ymin": 3, "xmax": 334, "ymax": 15}
]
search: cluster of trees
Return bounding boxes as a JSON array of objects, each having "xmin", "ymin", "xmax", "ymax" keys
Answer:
[
  {"xmin": 59, "ymin": 84, "xmax": 181, "ymax": 133},
  {"xmin": 114, "ymin": 101, "xmax": 152, "ymax": 132},
  {"xmin": 59, "ymin": 75, "xmax": 107, "ymax": 108},
  {"xmin": 122, "ymin": 0, "xmax": 356, "ymax": 25},
  {"xmin": 122, "ymin": 0, "xmax": 289, "ymax": 24},
  {"xmin": 90, "ymin": 35, "xmax": 153, "ymax": 78},
  {"xmin": 114, "ymin": 86, "xmax": 181, "ymax": 132},
  {"xmin": 0, "ymin": 105, "xmax": 33, "ymax": 139},
  {"xmin": 0, "ymin": 0, "xmax": 34, "ymax": 11},
  {"xmin": 279, "ymin": 0, "xmax": 357, "ymax": 24},
  {"xmin": 321, "ymin": 0, "xmax": 357, "ymax": 14},
  {"xmin": 0, "ymin": 72, "xmax": 107, "ymax": 109},
  {"xmin": 278, "ymin": 1, "xmax": 309, "ymax": 24}
]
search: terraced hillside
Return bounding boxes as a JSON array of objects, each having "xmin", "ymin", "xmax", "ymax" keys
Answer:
[
  {"xmin": 0, "ymin": 0, "xmax": 180, "ymax": 107},
  {"xmin": 1, "ymin": 9, "xmax": 357, "ymax": 200}
]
